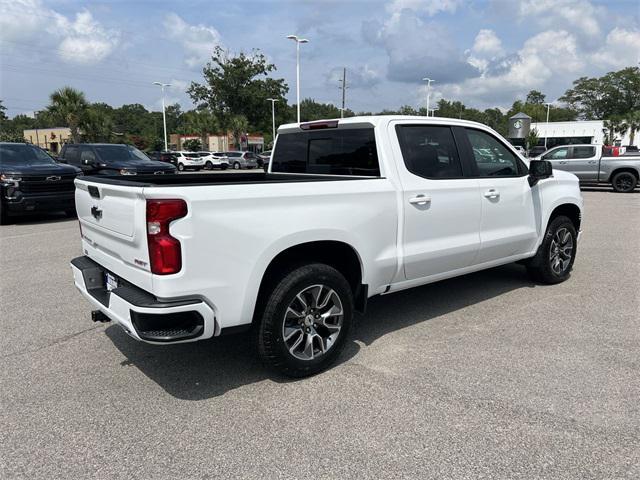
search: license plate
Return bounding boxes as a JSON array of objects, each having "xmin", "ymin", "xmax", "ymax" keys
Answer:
[{"xmin": 105, "ymin": 272, "xmax": 119, "ymax": 291}]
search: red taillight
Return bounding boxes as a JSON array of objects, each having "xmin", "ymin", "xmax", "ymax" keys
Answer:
[{"xmin": 146, "ymin": 199, "xmax": 188, "ymax": 275}]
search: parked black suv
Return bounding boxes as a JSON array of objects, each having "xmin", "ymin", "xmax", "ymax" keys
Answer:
[
  {"xmin": 58, "ymin": 144, "xmax": 177, "ymax": 175},
  {"xmin": 0, "ymin": 142, "xmax": 82, "ymax": 224}
]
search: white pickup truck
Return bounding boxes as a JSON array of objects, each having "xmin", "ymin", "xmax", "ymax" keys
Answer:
[{"xmin": 71, "ymin": 116, "xmax": 583, "ymax": 377}]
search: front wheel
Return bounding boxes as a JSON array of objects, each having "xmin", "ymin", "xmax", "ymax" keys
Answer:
[
  {"xmin": 205, "ymin": 161, "xmax": 213, "ymax": 170},
  {"xmin": 221, "ymin": 164, "xmax": 228, "ymax": 170},
  {"xmin": 233, "ymin": 162, "xmax": 241, "ymax": 170},
  {"xmin": 526, "ymin": 215, "xmax": 577, "ymax": 284},
  {"xmin": 612, "ymin": 171, "xmax": 637, "ymax": 193},
  {"xmin": 255, "ymin": 263, "xmax": 354, "ymax": 377},
  {"xmin": 0, "ymin": 200, "xmax": 9, "ymax": 225},
  {"xmin": 178, "ymin": 163, "xmax": 185, "ymax": 172}
]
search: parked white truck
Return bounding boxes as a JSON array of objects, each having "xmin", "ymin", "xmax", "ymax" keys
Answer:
[{"xmin": 71, "ymin": 116, "xmax": 583, "ymax": 377}]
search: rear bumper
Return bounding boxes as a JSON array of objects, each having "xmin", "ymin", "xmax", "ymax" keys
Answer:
[{"xmin": 70, "ymin": 256, "xmax": 217, "ymax": 344}]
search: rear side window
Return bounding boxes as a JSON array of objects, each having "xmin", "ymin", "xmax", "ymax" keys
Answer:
[
  {"xmin": 571, "ymin": 146, "xmax": 596, "ymax": 158},
  {"xmin": 271, "ymin": 128, "xmax": 380, "ymax": 176},
  {"xmin": 64, "ymin": 145, "xmax": 80, "ymax": 165},
  {"xmin": 395, "ymin": 125, "xmax": 463, "ymax": 179}
]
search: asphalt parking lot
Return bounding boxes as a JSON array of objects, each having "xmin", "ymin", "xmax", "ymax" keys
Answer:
[{"xmin": 1, "ymin": 190, "xmax": 639, "ymax": 479}]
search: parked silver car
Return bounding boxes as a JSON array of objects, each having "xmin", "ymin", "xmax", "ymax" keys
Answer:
[{"xmin": 223, "ymin": 151, "xmax": 259, "ymax": 170}]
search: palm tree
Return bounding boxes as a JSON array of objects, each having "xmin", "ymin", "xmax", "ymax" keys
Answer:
[
  {"xmin": 603, "ymin": 116, "xmax": 625, "ymax": 145},
  {"xmin": 48, "ymin": 87, "xmax": 88, "ymax": 143},
  {"xmin": 620, "ymin": 111, "xmax": 640, "ymax": 147},
  {"xmin": 229, "ymin": 115, "xmax": 248, "ymax": 150}
]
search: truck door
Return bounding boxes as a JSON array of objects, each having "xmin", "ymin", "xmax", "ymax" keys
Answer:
[
  {"xmin": 568, "ymin": 146, "xmax": 598, "ymax": 181},
  {"xmin": 391, "ymin": 123, "xmax": 481, "ymax": 280},
  {"xmin": 460, "ymin": 128, "xmax": 539, "ymax": 264}
]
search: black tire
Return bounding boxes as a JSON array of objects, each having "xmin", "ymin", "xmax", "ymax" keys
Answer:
[
  {"xmin": 233, "ymin": 162, "xmax": 241, "ymax": 170},
  {"xmin": 178, "ymin": 163, "xmax": 185, "ymax": 172},
  {"xmin": 526, "ymin": 215, "xmax": 577, "ymax": 284},
  {"xmin": 255, "ymin": 263, "xmax": 354, "ymax": 378},
  {"xmin": 64, "ymin": 209, "xmax": 77, "ymax": 218},
  {"xmin": 205, "ymin": 161, "xmax": 213, "ymax": 170},
  {"xmin": 611, "ymin": 171, "xmax": 637, "ymax": 193},
  {"xmin": 221, "ymin": 164, "xmax": 228, "ymax": 170}
]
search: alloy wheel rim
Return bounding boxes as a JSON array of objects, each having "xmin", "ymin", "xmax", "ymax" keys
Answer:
[
  {"xmin": 549, "ymin": 227, "xmax": 573, "ymax": 275},
  {"xmin": 616, "ymin": 175, "xmax": 632, "ymax": 191},
  {"xmin": 282, "ymin": 284, "xmax": 344, "ymax": 361}
]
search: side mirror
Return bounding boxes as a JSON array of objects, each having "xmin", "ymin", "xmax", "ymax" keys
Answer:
[{"xmin": 528, "ymin": 160, "xmax": 553, "ymax": 187}]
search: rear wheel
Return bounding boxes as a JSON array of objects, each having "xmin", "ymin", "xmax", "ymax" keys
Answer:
[
  {"xmin": 611, "ymin": 171, "xmax": 637, "ymax": 193},
  {"xmin": 526, "ymin": 215, "xmax": 577, "ymax": 284},
  {"xmin": 255, "ymin": 263, "xmax": 354, "ymax": 377},
  {"xmin": 221, "ymin": 164, "xmax": 228, "ymax": 170},
  {"xmin": 65, "ymin": 209, "xmax": 76, "ymax": 218},
  {"xmin": 178, "ymin": 163, "xmax": 185, "ymax": 172}
]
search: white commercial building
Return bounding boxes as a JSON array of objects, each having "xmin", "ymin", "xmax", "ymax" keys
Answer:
[{"xmin": 530, "ymin": 120, "xmax": 633, "ymax": 148}]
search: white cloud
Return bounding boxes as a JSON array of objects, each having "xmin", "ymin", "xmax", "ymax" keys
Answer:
[
  {"xmin": 164, "ymin": 13, "xmax": 222, "ymax": 68},
  {"xmin": 591, "ymin": 27, "xmax": 640, "ymax": 68},
  {"xmin": 387, "ymin": 0, "xmax": 461, "ymax": 16},
  {"xmin": 364, "ymin": 10, "xmax": 478, "ymax": 83},
  {"xmin": 440, "ymin": 30, "xmax": 584, "ymax": 107},
  {"xmin": 472, "ymin": 29, "xmax": 504, "ymax": 57},
  {"xmin": 0, "ymin": 0, "xmax": 118, "ymax": 64}
]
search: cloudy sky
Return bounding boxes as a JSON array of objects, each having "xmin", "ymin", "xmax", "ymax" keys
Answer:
[{"xmin": 1, "ymin": 0, "xmax": 638, "ymax": 118}]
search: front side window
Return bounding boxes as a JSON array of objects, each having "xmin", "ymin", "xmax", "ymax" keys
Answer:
[
  {"xmin": 466, "ymin": 129, "xmax": 521, "ymax": 176},
  {"xmin": 545, "ymin": 147, "xmax": 569, "ymax": 160},
  {"xmin": 395, "ymin": 125, "xmax": 463, "ymax": 179},
  {"xmin": 93, "ymin": 145, "xmax": 150, "ymax": 163},
  {"xmin": 571, "ymin": 146, "xmax": 596, "ymax": 159},
  {"xmin": 271, "ymin": 127, "xmax": 380, "ymax": 176}
]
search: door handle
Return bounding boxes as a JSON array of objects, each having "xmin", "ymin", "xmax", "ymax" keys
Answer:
[
  {"xmin": 483, "ymin": 189, "xmax": 500, "ymax": 199},
  {"xmin": 588, "ymin": 160, "xmax": 596, "ymax": 164},
  {"xmin": 558, "ymin": 161, "xmax": 568, "ymax": 164},
  {"xmin": 409, "ymin": 194, "xmax": 431, "ymax": 205}
]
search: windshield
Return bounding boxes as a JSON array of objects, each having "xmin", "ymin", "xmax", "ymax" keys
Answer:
[
  {"xmin": 94, "ymin": 145, "xmax": 151, "ymax": 163},
  {"xmin": 0, "ymin": 144, "xmax": 57, "ymax": 167}
]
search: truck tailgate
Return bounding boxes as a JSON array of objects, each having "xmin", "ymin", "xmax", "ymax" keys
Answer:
[{"xmin": 75, "ymin": 178, "xmax": 153, "ymax": 291}]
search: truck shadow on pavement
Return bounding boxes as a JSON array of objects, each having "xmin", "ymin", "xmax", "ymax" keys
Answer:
[{"xmin": 106, "ymin": 263, "xmax": 536, "ymax": 400}]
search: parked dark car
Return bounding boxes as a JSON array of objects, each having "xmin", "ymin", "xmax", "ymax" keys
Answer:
[
  {"xmin": 147, "ymin": 151, "xmax": 178, "ymax": 166},
  {"xmin": 0, "ymin": 142, "xmax": 82, "ymax": 224},
  {"xmin": 528, "ymin": 146, "xmax": 548, "ymax": 158},
  {"xmin": 58, "ymin": 144, "xmax": 177, "ymax": 175},
  {"xmin": 257, "ymin": 150, "xmax": 271, "ymax": 168}
]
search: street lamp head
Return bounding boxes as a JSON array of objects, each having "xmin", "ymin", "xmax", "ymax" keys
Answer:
[
  {"xmin": 299, "ymin": 38, "xmax": 309, "ymax": 44},
  {"xmin": 286, "ymin": 34, "xmax": 297, "ymax": 40},
  {"xmin": 266, "ymin": 98, "xmax": 279, "ymax": 102},
  {"xmin": 287, "ymin": 34, "xmax": 308, "ymax": 44},
  {"xmin": 153, "ymin": 82, "xmax": 172, "ymax": 87}
]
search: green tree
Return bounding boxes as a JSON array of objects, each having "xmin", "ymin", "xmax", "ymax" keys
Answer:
[
  {"xmin": 560, "ymin": 67, "xmax": 640, "ymax": 119},
  {"xmin": 603, "ymin": 116, "xmax": 626, "ymax": 145},
  {"xmin": 229, "ymin": 114, "xmax": 248, "ymax": 149},
  {"xmin": 526, "ymin": 128, "xmax": 540, "ymax": 150},
  {"xmin": 619, "ymin": 111, "xmax": 640, "ymax": 146},
  {"xmin": 47, "ymin": 86, "xmax": 88, "ymax": 143},
  {"xmin": 0, "ymin": 100, "xmax": 7, "ymax": 124},
  {"xmin": 83, "ymin": 103, "xmax": 114, "ymax": 142},
  {"xmin": 180, "ymin": 109, "xmax": 218, "ymax": 149},
  {"xmin": 182, "ymin": 138, "xmax": 202, "ymax": 151},
  {"xmin": 292, "ymin": 98, "xmax": 347, "ymax": 122},
  {"xmin": 525, "ymin": 90, "xmax": 546, "ymax": 105},
  {"xmin": 188, "ymin": 46, "xmax": 289, "ymax": 133}
]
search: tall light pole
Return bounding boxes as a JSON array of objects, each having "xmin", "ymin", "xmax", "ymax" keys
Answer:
[
  {"xmin": 338, "ymin": 67, "xmax": 347, "ymax": 118},
  {"xmin": 544, "ymin": 102, "xmax": 553, "ymax": 148},
  {"xmin": 422, "ymin": 77, "xmax": 435, "ymax": 116},
  {"xmin": 266, "ymin": 98, "xmax": 279, "ymax": 146},
  {"xmin": 153, "ymin": 82, "xmax": 171, "ymax": 151},
  {"xmin": 33, "ymin": 110, "xmax": 41, "ymax": 147},
  {"xmin": 286, "ymin": 35, "xmax": 309, "ymax": 123}
]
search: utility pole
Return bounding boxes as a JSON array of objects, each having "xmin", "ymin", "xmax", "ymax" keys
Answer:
[
  {"xmin": 286, "ymin": 35, "xmax": 309, "ymax": 123},
  {"xmin": 34, "ymin": 110, "xmax": 41, "ymax": 147},
  {"xmin": 153, "ymin": 82, "xmax": 172, "ymax": 151},
  {"xmin": 422, "ymin": 77, "xmax": 435, "ymax": 115},
  {"xmin": 338, "ymin": 67, "xmax": 347, "ymax": 118},
  {"xmin": 266, "ymin": 98, "xmax": 278, "ymax": 146},
  {"xmin": 544, "ymin": 102, "xmax": 552, "ymax": 148}
]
